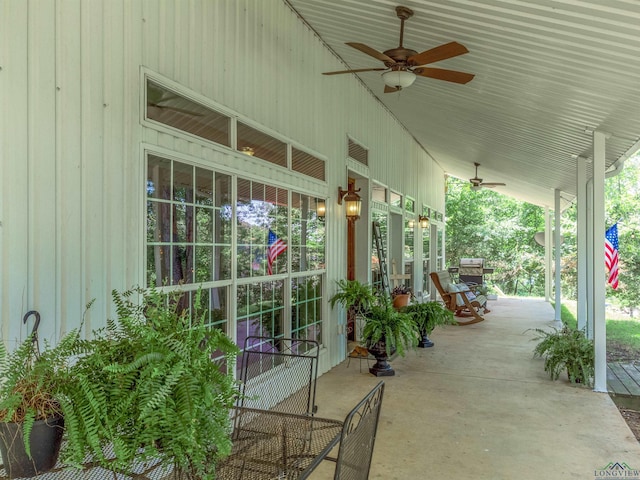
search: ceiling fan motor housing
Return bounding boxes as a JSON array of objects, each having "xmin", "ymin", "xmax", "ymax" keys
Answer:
[{"xmin": 383, "ymin": 47, "xmax": 418, "ymax": 64}]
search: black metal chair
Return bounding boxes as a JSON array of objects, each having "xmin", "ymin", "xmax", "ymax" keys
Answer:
[
  {"xmin": 236, "ymin": 336, "xmax": 319, "ymax": 416},
  {"xmin": 325, "ymin": 381, "xmax": 385, "ymax": 480}
]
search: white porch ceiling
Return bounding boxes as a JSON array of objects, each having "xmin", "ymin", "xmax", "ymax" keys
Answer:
[{"xmin": 285, "ymin": 0, "xmax": 640, "ymax": 208}]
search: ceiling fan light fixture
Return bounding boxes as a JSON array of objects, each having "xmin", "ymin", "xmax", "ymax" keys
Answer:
[{"xmin": 382, "ymin": 69, "xmax": 416, "ymax": 89}]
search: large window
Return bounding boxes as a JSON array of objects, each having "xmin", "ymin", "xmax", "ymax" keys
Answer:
[
  {"xmin": 371, "ymin": 211, "xmax": 388, "ymax": 293},
  {"xmin": 404, "ymin": 218, "xmax": 414, "ymax": 290},
  {"xmin": 146, "ymin": 153, "xmax": 326, "ymax": 365}
]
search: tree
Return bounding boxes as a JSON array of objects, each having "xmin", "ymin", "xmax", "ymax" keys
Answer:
[{"xmin": 446, "ymin": 177, "xmax": 546, "ymax": 296}]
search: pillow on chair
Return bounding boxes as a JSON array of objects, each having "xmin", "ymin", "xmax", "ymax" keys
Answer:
[
  {"xmin": 447, "ymin": 283, "xmax": 464, "ymax": 306},
  {"xmin": 456, "ymin": 283, "xmax": 477, "ymax": 300}
]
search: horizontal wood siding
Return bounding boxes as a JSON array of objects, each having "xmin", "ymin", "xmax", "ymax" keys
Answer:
[{"xmin": 1, "ymin": 0, "xmax": 445, "ymax": 370}]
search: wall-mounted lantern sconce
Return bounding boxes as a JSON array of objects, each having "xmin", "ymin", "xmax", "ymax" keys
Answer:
[
  {"xmin": 419, "ymin": 215, "xmax": 429, "ymax": 229},
  {"xmin": 241, "ymin": 146, "xmax": 255, "ymax": 156},
  {"xmin": 316, "ymin": 199, "xmax": 326, "ymax": 219},
  {"xmin": 407, "ymin": 219, "xmax": 415, "ymax": 229},
  {"xmin": 338, "ymin": 185, "xmax": 362, "ymax": 220}
]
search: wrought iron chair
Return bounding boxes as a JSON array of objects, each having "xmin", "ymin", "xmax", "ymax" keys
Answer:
[
  {"xmin": 324, "ymin": 381, "xmax": 385, "ymax": 480},
  {"xmin": 236, "ymin": 335, "xmax": 319, "ymax": 415}
]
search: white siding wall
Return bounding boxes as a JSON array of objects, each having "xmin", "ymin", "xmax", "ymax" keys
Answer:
[{"xmin": 1, "ymin": 0, "xmax": 446, "ymax": 370}]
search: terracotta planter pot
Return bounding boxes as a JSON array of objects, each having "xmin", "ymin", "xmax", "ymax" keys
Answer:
[
  {"xmin": 392, "ymin": 294, "xmax": 411, "ymax": 309},
  {"xmin": 0, "ymin": 415, "xmax": 64, "ymax": 478}
]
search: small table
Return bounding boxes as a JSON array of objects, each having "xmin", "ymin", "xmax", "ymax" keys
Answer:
[{"xmin": 216, "ymin": 407, "xmax": 344, "ymax": 480}]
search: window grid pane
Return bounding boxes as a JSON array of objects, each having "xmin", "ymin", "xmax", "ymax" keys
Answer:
[
  {"xmin": 147, "ymin": 156, "xmax": 228, "ymax": 286},
  {"xmin": 291, "ymin": 275, "xmax": 322, "ymax": 345}
]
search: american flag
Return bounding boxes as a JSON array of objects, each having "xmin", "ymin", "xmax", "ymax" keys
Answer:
[
  {"xmin": 605, "ymin": 223, "xmax": 619, "ymax": 290},
  {"xmin": 267, "ymin": 229, "xmax": 287, "ymax": 275}
]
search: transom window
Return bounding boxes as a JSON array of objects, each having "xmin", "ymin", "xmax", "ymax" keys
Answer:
[
  {"xmin": 348, "ymin": 138, "xmax": 368, "ymax": 166},
  {"xmin": 145, "ymin": 76, "xmax": 326, "ymax": 183},
  {"xmin": 146, "ymin": 79, "xmax": 231, "ymax": 146}
]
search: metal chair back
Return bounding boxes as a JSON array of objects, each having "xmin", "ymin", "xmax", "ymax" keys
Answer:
[
  {"xmin": 331, "ymin": 381, "xmax": 385, "ymax": 480},
  {"xmin": 237, "ymin": 336, "xmax": 319, "ymax": 415}
]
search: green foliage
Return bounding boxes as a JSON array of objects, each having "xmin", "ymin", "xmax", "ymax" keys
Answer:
[
  {"xmin": 329, "ymin": 279, "xmax": 377, "ymax": 317},
  {"xmin": 446, "ymin": 176, "xmax": 547, "ymax": 297},
  {"xmin": 60, "ymin": 288, "xmax": 240, "ymax": 479},
  {"xmin": 391, "ymin": 284, "xmax": 412, "ymax": 296},
  {"xmin": 529, "ymin": 326, "xmax": 594, "ymax": 386},
  {"xmin": 361, "ymin": 296, "xmax": 417, "ymax": 357},
  {"xmin": 402, "ymin": 301, "xmax": 456, "ymax": 335},
  {"xmin": 607, "ymin": 320, "xmax": 640, "ymax": 351},
  {"xmin": 0, "ymin": 329, "xmax": 80, "ymax": 458}
]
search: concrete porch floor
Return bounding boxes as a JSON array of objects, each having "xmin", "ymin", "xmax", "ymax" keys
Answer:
[{"xmin": 310, "ymin": 297, "xmax": 640, "ymax": 480}]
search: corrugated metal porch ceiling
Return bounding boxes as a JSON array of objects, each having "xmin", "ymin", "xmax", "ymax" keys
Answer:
[{"xmin": 285, "ymin": 0, "xmax": 640, "ymax": 208}]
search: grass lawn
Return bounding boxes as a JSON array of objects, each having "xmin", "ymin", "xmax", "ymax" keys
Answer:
[{"xmin": 562, "ymin": 300, "xmax": 640, "ymax": 362}]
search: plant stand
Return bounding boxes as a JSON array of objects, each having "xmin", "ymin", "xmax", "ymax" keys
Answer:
[
  {"xmin": 418, "ymin": 333, "xmax": 434, "ymax": 348},
  {"xmin": 367, "ymin": 344, "xmax": 395, "ymax": 377}
]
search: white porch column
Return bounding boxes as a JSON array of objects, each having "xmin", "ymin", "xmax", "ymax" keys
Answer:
[
  {"xmin": 576, "ymin": 157, "xmax": 588, "ymax": 331},
  {"xmin": 545, "ymin": 207, "xmax": 552, "ymax": 302},
  {"xmin": 586, "ymin": 178, "xmax": 594, "ymax": 339},
  {"xmin": 554, "ymin": 189, "xmax": 562, "ymax": 322},
  {"xmin": 592, "ymin": 130, "xmax": 607, "ymax": 393}
]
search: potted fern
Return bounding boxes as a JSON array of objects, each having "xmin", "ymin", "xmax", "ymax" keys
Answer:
[
  {"xmin": 0, "ymin": 324, "xmax": 80, "ymax": 478},
  {"xmin": 329, "ymin": 279, "xmax": 377, "ymax": 341},
  {"xmin": 528, "ymin": 325, "xmax": 594, "ymax": 386},
  {"xmin": 61, "ymin": 288, "xmax": 240, "ymax": 479},
  {"xmin": 329, "ymin": 279, "xmax": 376, "ymax": 317},
  {"xmin": 362, "ymin": 296, "xmax": 417, "ymax": 377},
  {"xmin": 402, "ymin": 301, "xmax": 455, "ymax": 348}
]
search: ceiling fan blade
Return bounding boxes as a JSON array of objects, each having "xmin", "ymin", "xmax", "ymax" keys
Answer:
[
  {"xmin": 414, "ymin": 67, "xmax": 475, "ymax": 84},
  {"xmin": 407, "ymin": 41, "xmax": 469, "ymax": 66},
  {"xmin": 384, "ymin": 85, "xmax": 400, "ymax": 94},
  {"xmin": 322, "ymin": 67, "xmax": 387, "ymax": 76},
  {"xmin": 480, "ymin": 183, "xmax": 506, "ymax": 188},
  {"xmin": 346, "ymin": 42, "xmax": 396, "ymax": 64}
]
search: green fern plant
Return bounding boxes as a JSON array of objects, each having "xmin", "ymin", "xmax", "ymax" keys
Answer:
[
  {"xmin": 402, "ymin": 301, "xmax": 455, "ymax": 336},
  {"xmin": 361, "ymin": 296, "xmax": 417, "ymax": 357},
  {"xmin": 529, "ymin": 326, "xmax": 594, "ymax": 386},
  {"xmin": 0, "ymin": 329, "xmax": 79, "ymax": 458},
  {"xmin": 329, "ymin": 279, "xmax": 377, "ymax": 317},
  {"xmin": 60, "ymin": 287, "xmax": 240, "ymax": 479}
]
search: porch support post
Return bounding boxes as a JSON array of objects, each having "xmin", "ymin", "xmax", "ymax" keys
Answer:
[
  {"xmin": 586, "ymin": 177, "xmax": 594, "ymax": 339},
  {"xmin": 592, "ymin": 130, "xmax": 607, "ymax": 393},
  {"xmin": 554, "ymin": 189, "xmax": 562, "ymax": 322},
  {"xmin": 576, "ymin": 157, "xmax": 588, "ymax": 331},
  {"xmin": 544, "ymin": 207, "xmax": 552, "ymax": 302}
]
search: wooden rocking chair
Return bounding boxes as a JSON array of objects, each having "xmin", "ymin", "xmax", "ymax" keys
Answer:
[{"xmin": 430, "ymin": 270, "xmax": 489, "ymax": 325}]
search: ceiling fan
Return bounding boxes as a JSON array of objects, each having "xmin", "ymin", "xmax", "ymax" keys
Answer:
[
  {"xmin": 322, "ymin": 5, "xmax": 475, "ymax": 93},
  {"xmin": 469, "ymin": 163, "xmax": 506, "ymax": 190}
]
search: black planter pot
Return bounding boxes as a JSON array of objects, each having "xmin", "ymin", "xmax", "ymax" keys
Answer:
[
  {"xmin": 418, "ymin": 331, "xmax": 434, "ymax": 348},
  {"xmin": 367, "ymin": 341, "xmax": 396, "ymax": 377},
  {"xmin": 0, "ymin": 415, "xmax": 64, "ymax": 479}
]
